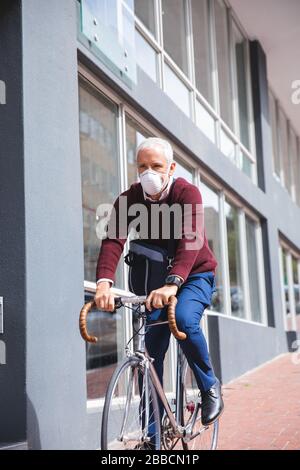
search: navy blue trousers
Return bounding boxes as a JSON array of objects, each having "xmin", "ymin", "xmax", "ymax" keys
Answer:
[
  {"xmin": 139, "ymin": 271, "xmax": 217, "ymax": 440},
  {"xmin": 145, "ymin": 270, "xmax": 217, "ymax": 392}
]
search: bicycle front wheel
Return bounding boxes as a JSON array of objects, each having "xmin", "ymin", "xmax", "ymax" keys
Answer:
[{"xmin": 101, "ymin": 356, "xmax": 161, "ymax": 450}]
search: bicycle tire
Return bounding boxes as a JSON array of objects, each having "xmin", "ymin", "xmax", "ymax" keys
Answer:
[{"xmin": 101, "ymin": 356, "xmax": 161, "ymax": 450}]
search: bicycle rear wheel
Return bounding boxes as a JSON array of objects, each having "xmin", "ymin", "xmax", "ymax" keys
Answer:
[
  {"xmin": 180, "ymin": 359, "xmax": 219, "ymax": 450},
  {"xmin": 101, "ymin": 356, "xmax": 161, "ymax": 450}
]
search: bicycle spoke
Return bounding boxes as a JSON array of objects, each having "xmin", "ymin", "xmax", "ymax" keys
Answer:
[{"xmin": 101, "ymin": 358, "xmax": 161, "ymax": 450}]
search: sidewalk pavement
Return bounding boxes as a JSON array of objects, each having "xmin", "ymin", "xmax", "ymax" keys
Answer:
[{"xmin": 218, "ymin": 352, "xmax": 300, "ymax": 450}]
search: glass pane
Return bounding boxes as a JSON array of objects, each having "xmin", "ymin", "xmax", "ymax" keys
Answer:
[
  {"xmin": 297, "ymin": 142, "xmax": 300, "ymax": 206},
  {"xmin": 164, "ymin": 62, "xmax": 190, "ymax": 117},
  {"xmin": 135, "ymin": 30, "xmax": 158, "ymax": 82},
  {"xmin": 240, "ymin": 150, "xmax": 252, "ymax": 179},
  {"xmin": 162, "ymin": 0, "xmax": 188, "ymax": 75},
  {"xmin": 292, "ymin": 257, "xmax": 300, "ymax": 318},
  {"xmin": 282, "ymin": 249, "xmax": 291, "ymax": 330},
  {"xmin": 214, "ymin": 0, "xmax": 233, "ymax": 129},
  {"xmin": 278, "ymin": 108, "xmax": 291, "ymax": 193},
  {"xmin": 201, "ymin": 181, "xmax": 224, "ymax": 313},
  {"xmin": 126, "ymin": 115, "xmax": 149, "ymax": 186},
  {"xmin": 220, "ymin": 128, "xmax": 236, "ymax": 162},
  {"xmin": 191, "ymin": 0, "xmax": 214, "ymax": 105},
  {"xmin": 233, "ymin": 23, "xmax": 250, "ymax": 150},
  {"xmin": 80, "ymin": 0, "xmax": 137, "ymax": 84},
  {"xmin": 174, "ymin": 158, "xmax": 194, "ymax": 183},
  {"xmin": 289, "ymin": 128, "xmax": 298, "ymax": 201},
  {"xmin": 79, "ymin": 82, "xmax": 124, "ymax": 399},
  {"xmin": 225, "ymin": 200, "xmax": 244, "ymax": 318},
  {"xmin": 196, "ymin": 100, "xmax": 216, "ymax": 143},
  {"xmin": 269, "ymin": 91, "xmax": 281, "ymax": 179},
  {"xmin": 134, "ymin": 0, "xmax": 156, "ymax": 36},
  {"xmin": 245, "ymin": 217, "xmax": 261, "ymax": 322},
  {"xmin": 85, "ymin": 291, "xmax": 125, "ymax": 399}
]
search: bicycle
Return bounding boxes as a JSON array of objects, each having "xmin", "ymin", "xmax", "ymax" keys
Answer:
[{"xmin": 79, "ymin": 294, "xmax": 219, "ymax": 450}]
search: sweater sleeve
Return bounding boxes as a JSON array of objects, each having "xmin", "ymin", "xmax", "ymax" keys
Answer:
[
  {"xmin": 95, "ymin": 187, "xmax": 134, "ymax": 283},
  {"xmin": 168, "ymin": 184, "xmax": 205, "ymax": 282}
]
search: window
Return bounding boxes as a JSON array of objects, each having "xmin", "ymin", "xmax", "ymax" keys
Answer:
[
  {"xmin": 289, "ymin": 128, "xmax": 298, "ymax": 203},
  {"xmin": 79, "ymin": 81, "xmax": 125, "ymax": 399},
  {"xmin": 191, "ymin": 0, "xmax": 214, "ymax": 105},
  {"xmin": 201, "ymin": 181, "xmax": 224, "ymax": 313},
  {"xmin": 245, "ymin": 216, "xmax": 262, "ymax": 322},
  {"xmin": 225, "ymin": 200, "xmax": 244, "ymax": 318},
  {"xmin": 174, "ymin": 158, "xmax": 194, "ymax": 183},
  {"xmin": 297, "ymin": 140, "xmax": 300, "ymax": 206},
  {"xmin": 134, "ymin": 0, "xmax": 156, "ymax": 37},
  {"xmin": 292, "ymin": 257, "xmax": 300, "ymax": 319},
  {"xmin": 220, "ymin": 128, "xmax": 235, "ymax": 163},
  {"xmin": 126, "ymin": 115, "xmax": 149, "ymax": 186},
  {"xmin": 214, "ymin": 0, "xmax": 233, "ymax": 129},
  {"xmin": 269, "ymin": 91, "xmax": 281, "ymax": 179},
  {"xmin": 278, "ymin": 107, "xmax": 291, "ymax": 193},
  {"xmin": 195, "ymin": 100, "xmax": 216, "ymax": 143},
  {"xmin": 232, "ymin": 22, "xmax": 250, "ymax": 150},
  {"xmin": 135, "ymin": 30, "xmax": 158, "ymax": 83},
  {"xmin": 280, "ymin": 244, "xmax": 300, "ymax": 332},
  {"xmin": 164, "ymin": 62, "xmax": 190, "ymax": 117},
  {"xmin": 161, "ymin": 0, "xmax": 189, "ymax": 75}
]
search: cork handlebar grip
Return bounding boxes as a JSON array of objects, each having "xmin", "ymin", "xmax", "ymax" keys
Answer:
[
  {"xmin": 79, "ymin": 300, "xmax": 98, "ymax": 343},
  {"xmin": 79, "ymin": 295, "xmax": 187, "ymax": 343},
  {"xmin": 167, "ymin": 295, "xmax": 187, "ymax": 341}
]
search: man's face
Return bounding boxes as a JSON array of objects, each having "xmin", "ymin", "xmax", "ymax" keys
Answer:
[
  {"xmin": 136, "ymin": 146, "xmax": 176, "ymax": 199},
  {"xmin": 136, "ymin": 146, "xmax": 176, "ymax": 177}
]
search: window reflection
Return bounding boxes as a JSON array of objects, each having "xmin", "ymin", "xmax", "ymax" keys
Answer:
[
  {"xmin": 134, "ymin": 0, "xmax": 156, "ymax": 37},
  {"xmin": 201, "ymin": 181, "xmax": 224, "ymax": 313},
  {"xmin": 214, "ymin": 0, "xmax": 234, "ymax": 129},
  {"xmin": 233, "ymin": 23, "xmax": 250, "ymax": 150},
  {"xmin": 126, "ymin": 115, "xmax": 149, "ymax": 186},
  {"xmin": 191, "ymin": 0, "xmax": 214, "ymax": 105},
  {"xmin": 245, "ymin": 217, "xmax": 261, "ymax": 322},
  {"xmin": 79, "ymin": 82, "xmax": 124, "ymax": 399},
  {"xmin": 135, "ymin": 30, "xmax": 158, "ymax": 82},
  {"xmin": 281, "ymin": 249, "xmax": 291, "ymax": 330},
  {"xmin": 174, "ymin": 158, "xmax": 194, "ymax": 183},
  {"xmin": 225, "ymin": 200, "xmax": 244, "ymax": 318},
  {"xmin": 164, "ymin": 62, "xmax": 190, "ymax": 117},
  {"xmin": 278, "ymin": 108, "xmax": 291, "ymax": 193},
  {"xmin": 162, "ymin": 0, "xmax": 188, "ymax": 75}
]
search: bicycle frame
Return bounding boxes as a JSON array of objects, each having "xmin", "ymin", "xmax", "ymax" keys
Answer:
[{"xmin": 129, "ymin": 304, "xmax": 188, "ymax": 439}]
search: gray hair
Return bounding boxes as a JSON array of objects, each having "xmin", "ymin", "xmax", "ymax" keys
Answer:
[{"xmin": 135, "ymin": 137, "xmax": 173, "ymax": 165}]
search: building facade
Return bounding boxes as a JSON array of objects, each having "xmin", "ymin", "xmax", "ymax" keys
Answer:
[{"xmin": 0, "ymin": 0, "xmax": 299, "ymax": 449}]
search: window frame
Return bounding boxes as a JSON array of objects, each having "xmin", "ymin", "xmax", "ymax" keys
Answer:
[
  {"xmin": 122, "ymin": 0, "xmax": 258, "ymax": 181},
  {"xmin": 279, "ymin": 239, "xmax": 300, "ymax": 333}
]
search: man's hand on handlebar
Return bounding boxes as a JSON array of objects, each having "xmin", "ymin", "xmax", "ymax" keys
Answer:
[
  {"xmin": 145, "ymin": 284, "xmax": 178, "ymax": 312},
  {"xmin": 94, "ymin": 281, "xmax": 115, "ymax": 312}
]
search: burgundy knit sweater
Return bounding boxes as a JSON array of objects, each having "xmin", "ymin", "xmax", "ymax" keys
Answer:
[{"xmin": 96, "ymin": 177, "xmax": 217, "ymax": 283}]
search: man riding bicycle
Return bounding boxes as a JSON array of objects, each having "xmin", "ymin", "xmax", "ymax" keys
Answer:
[{"xmin": 94, "ymin": 137, "xmax": 224, "ymax": 430}]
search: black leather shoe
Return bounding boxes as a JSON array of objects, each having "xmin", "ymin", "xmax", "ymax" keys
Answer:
[{"xmin": 200, "ymin": 379, "xmax": 224, "ymax": 426}]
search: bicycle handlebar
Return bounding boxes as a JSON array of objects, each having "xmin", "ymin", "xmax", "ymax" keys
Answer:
[{"xmin": 79, "ymin": 294, "xmax": 187, "ymax": 343}]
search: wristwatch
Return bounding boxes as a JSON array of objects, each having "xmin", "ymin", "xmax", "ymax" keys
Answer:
[{"xmin": 165, "ymin": 274, "xmax": 184, "ymax": 289}]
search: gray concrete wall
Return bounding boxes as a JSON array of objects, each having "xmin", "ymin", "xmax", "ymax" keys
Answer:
[
  {"xmin": 0, "ymin": 0, "xmax": 26, "ymax": 445},
  {"xmin": 22, "ymin": 0, "xmax": 87, "ymax": 449}
]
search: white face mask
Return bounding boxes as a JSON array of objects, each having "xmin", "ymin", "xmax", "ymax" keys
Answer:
[{"xmin": 139, "ymin": 164, "xmax": 171, "ymax": 196}]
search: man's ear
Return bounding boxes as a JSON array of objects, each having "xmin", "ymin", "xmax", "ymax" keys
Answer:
[{"xmin": 169, "ymin": 161, "xmax": 176, "ymax": 176}]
